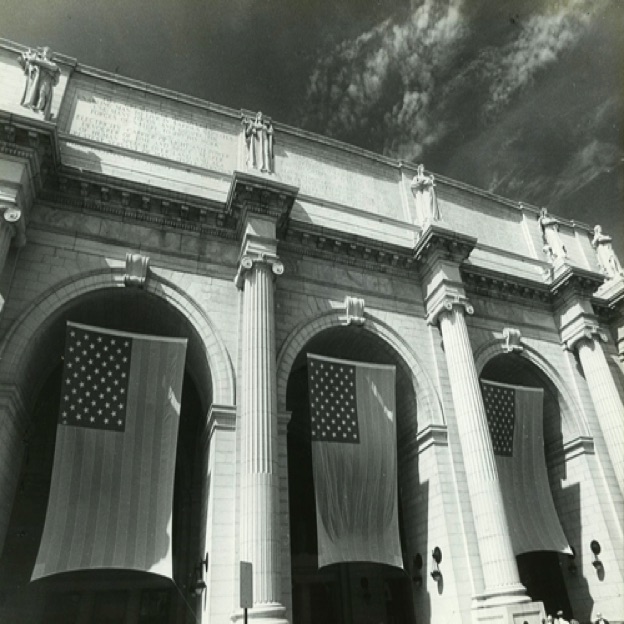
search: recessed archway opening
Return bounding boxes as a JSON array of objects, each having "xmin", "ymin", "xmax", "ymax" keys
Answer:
[
  {"xmin": 0, "ymin": 288, "xmax": 211, "ymax": 624},
  {"xmin": 480, "ymin": 353, "xmax": 574, "ymax": 618},
  {"xmin": 286, "ymin": 325, "xmax": 418, "ymax": 624}
]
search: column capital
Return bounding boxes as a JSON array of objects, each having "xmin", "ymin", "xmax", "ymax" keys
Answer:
[
  {"xmin": 234, "ymin": 252, "xmax": 284, "ymax": 290},
  {"xmin": 413, "ymin": 223, "xmax": 477, "ymax": 269},
  {"xmin": 426, "ymin": 292, "xmax": 474, "ymax": 326},
  {"xmin": 0, "ymin": 189, "xmax": 27, "ymax": 247}
]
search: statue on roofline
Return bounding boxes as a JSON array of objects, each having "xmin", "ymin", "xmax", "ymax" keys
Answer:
[
  {"xmin": 410, "ymin": 164, "xmax": 440, "ymax": 226},
  {"xmin": 17, "ymin": 46, "xmax": 60, "ymax": 120},
  {"xmin": 538, "ymin": 208, "xmax": 567, "ymax": 265},
  {"xmin": 592, "ymin": 225, "xmax": 623, "ymax": 280},
  {"xmin": 242, "ymin": 111, "xmax": 274, "ymax": 174}
]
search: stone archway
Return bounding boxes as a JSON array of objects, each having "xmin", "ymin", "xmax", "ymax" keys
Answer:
[
  {"xmin": 277, "ymin": 314, "xmax": 440, "ymax": 624},
  {"xmin": 0, "ymin": 273, "xmax": 234, "ymax": 624},
  {"xmin": 476, "ymin": 345, "xmax": 592, "ymax": 621}
]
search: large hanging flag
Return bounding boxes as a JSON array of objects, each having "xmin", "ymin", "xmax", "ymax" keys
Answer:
[
  {"xmin": 32, "ymin": 322, "xmax": 187, "ymax": 581},
  {"xmin": 307, "ymin": 354, "xmax": 402, "ymax": 569},
  {"xmin": 481, "ymin": 380, "xmax": 571, "ymax": 556}
]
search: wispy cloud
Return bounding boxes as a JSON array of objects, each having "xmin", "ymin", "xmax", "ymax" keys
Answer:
[{"xmin": 300, "ymin": 0, "xmax": 608, "ymax": 162}]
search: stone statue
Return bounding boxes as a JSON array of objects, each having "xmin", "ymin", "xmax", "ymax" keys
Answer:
[
  {"xmin": 410, "ymin": 164, "xmax": 440, "ymax": 225},
  {"xmin": 17, "ymin": 47, "xmax": 60, "ymax": 119},
  {"xmin": 592, "ymin": 225, "xmax": 623, "ymax": 279},
  {"xmin": 538, "ymin": 208, "xmax": 567, "ymax": 265},
  {"xmin": 242, "ymin": 111, "xmax": 274, "ymax": 173}
]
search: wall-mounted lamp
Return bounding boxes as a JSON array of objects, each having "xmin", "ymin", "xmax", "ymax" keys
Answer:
[
  {"xmin": 412, "ymin": 553, "xmax": 423, "ymax": 587},
  {"xmin": 430, "ymin": 547, "xmax": 442, "ymax": 581},
  {"xmin": 360, "ymin": 577, "xmax": 371, "ymax": 603},
  {"xmin": 567, "ymin": 546, "xmax": 577, "ymax": 575},
  {"xmin": 590, "ymin": 540, "xmax": 603, "ymax": 570},
  {"xmin": 190, "ymin": 553, "xmax": 209, "ymax": 596}
]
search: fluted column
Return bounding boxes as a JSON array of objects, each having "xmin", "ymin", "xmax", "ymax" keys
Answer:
[
  {"xmin": 236, "ymin": 252, "xmax": 287, "ymax": 624},
  {"xmin": 574, "ymin": 333, "xmax": 624, "ymax": 494},
  {"xmin": 435, "ymin": 298, "xmax": 528, "ymax": 606}
]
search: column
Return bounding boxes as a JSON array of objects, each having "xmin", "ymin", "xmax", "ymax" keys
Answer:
[
  {"xmin": 236, "ymin": 251, "xmax": 287, "ymax": 624},
  {"xmin": 574, "ymin": 333, "xmax": 624, "ymax": 493},
  {"xmin": 435, "ymin": 298, "xmax": 528, "ymax": 605}
]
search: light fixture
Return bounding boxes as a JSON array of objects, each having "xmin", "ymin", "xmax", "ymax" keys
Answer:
[
  {"xmin": 430, "ymin": 547, "xmax": 442, "ymax": 581},
  {"xmin": 190, "ymin": 553, "xmax": 209, "ymax": 596},
  {"xmin": 412, "ymin": 553, "xmax": 423, "ymax": 587},
  {"xmin": 567, "ymin": 546, "xmax": 577, "ymax": 575},
  {"xmin": 590, "ymin": 540, "xmax": 603, "ymax": 570}
]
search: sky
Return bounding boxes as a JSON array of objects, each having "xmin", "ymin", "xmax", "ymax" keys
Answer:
[{"xmin": 1, "ymin": 0, "xmax": 623, "ymax": 257}]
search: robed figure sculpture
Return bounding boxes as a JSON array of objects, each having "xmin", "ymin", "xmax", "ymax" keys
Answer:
[{"xmin": 18, "ymin": 47, "xmax": 60, "ymax": 119}]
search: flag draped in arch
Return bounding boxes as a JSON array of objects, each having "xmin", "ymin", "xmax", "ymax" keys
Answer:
[
  {"xmin": 307, "ymin": 354, "xmax": 402, "ymax": 570},
  {"xmin": 481, "ymin": 379, "xmax": 571, "ymax": 556},
  {"xmin": 32, "ymin": 322, "xmax": 187, "ymax": 581}
]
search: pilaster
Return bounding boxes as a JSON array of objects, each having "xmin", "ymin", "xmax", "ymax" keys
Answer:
[
  {"xmin": 552, "ymin": 267, "xmax": 624, "ymax": 495},
  {"xmin": 415, "ymin": 226, "xmax": 539, "ymax": 617}
]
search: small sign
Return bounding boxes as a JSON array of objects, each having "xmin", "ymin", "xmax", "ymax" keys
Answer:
[{"xmin": 240, "ymin": 561, "xmax": 253, "ymax": 608}]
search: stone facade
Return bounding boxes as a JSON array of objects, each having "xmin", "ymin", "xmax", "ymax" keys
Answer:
[{"xmin": 0, "ymin": 38, "xmax": 622, "ymax": 624}]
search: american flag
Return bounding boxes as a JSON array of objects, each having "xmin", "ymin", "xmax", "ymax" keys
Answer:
[
  {"xmin": 480, "ymin": 380, "xmax": 571, "ymax": 556},
  {"xmin": 309, "ymin": 358, "xmax": 359, "ymax": 443},
  {"xmin": 33, "ymin": 322, "xmax": 187, "ymax": 581},
  {"xmin": 59, "ymin": 326, "xmax": 132, "ymax": 432},
  {"xmin": 307, "ymin": 354, "xmax": 402, "ymax": 570},
  {"xmin": 481, "ymin": 382, "xmax": 515, "ymax": 456}
]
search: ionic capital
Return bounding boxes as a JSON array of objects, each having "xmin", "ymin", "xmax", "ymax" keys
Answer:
[
  {"xmin": 426, "ymin": 293, "xmax": 474, "ymax": 326},
  {"xmin": 234, "ymin": 252, "xmax": 284, "ymax": 289},
  {"xmin": 0, "ymin": 200, "xmax": 26, "ymax": 247}
]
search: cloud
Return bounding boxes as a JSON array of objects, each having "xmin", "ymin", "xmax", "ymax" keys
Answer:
[{"xmin": 300, "ymin": 0, "xmax": 609, "ymax": 162}]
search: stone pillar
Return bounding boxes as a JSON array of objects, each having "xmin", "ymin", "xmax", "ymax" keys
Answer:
[
  {"xmin": 554, "ymin": 267, "xmax": 624, "ymax": 495},
  {"xmin": 234, "ymin": 241, "xmax": 287, "ymax": 623},
  {"xmin": 570, "ymin": 331, "xmax": 624, "ymax": 494},
  {"xmin": 433, "ymin": 297, "xmax": 528, "ymax": 606}
]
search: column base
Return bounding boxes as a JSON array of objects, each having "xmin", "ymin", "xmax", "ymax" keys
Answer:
[
  {"xmin": 472, "ymin": 583, "xmax": 530, "ymax": 608},
  {"xmin": 231, "ymin": 603, "xmax": 288, "ymax": 624},
  {"xmin": 471, "ymin": 600, "xmax": 545, "ymax": 624}
]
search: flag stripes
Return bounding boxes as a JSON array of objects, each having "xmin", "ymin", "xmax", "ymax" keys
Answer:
[
  {"xmin": 32, "ymin": 324, "xmax": 186, "ymax": 580},
  {"xmin": 308, "ymin": 354, "xmax": 402, "ymax": 570},
  {"xmin": 481, "ymin": 380, "xmax": 571, "ymax": 556}
]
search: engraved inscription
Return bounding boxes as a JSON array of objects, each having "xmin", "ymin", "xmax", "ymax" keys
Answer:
[
  {"xmin": 69, "ymin": 92, "xmax": 237, "ymax": 173},
  {"xmin": 279, "ymin": 146, "xmax": 400, "ymax": 218}
]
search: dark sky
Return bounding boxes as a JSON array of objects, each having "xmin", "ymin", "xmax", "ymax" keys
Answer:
[{"xmin": 2, "ymin": 0, "xmax": 623, "ymax": 256}]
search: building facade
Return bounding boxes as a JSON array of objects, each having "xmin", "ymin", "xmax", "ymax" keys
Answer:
[{"xmin": 0, "ymin": 39, "xmax": 622, "ymax": 624}]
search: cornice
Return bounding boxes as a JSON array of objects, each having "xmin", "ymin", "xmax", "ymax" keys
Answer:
[
  {"xmin": 280, "ymin": 222, "xmax": 416, "ymax": 277},
  {"xmin": 225, "ymin": 170, "xmax": 299, "ymax": 237},
  {"xmin": 413, "ymin": 224, "xmax": 477, "ymax": 268},
  {"xmin": 461, "ymin": 265, "xmax": 552, "ymax": 306},
  {"xmin": 550, "ymin": 265, "xmax": 605, "ymax": 302}
]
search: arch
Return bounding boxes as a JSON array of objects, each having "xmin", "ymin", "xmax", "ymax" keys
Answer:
[
  {"xmin": 474, "ymin": 339, "xmax": 590, "ymax": 439},
  {"xmin": 0, "ymin": 268, "xmax": 236, "ymax": 408},
  {"xmin": 276, "ymin": 309, "xmax": 444, "ymax": 427}
]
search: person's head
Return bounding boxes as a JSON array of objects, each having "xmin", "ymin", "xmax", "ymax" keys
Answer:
[
  {"xmin": 547, "ymin": 616, "xmax": 554, "ymax": 623},
  {"xmin": 557, "ymin": 611, "xmax": 564, "ymax": 618}
]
